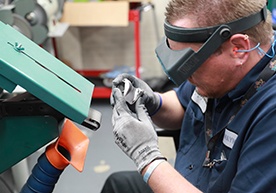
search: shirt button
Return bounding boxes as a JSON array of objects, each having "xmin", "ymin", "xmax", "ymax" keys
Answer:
[{"xmin": 188, "ymin": 164, "xmax": 194, "ymax": 170}]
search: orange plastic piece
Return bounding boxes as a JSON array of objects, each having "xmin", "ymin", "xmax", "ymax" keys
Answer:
[{"xmin": 45, "ymin": 119, "xmax": 89, "ymax": 172}]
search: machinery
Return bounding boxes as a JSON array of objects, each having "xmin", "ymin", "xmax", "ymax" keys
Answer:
[
  {"xmin": 0, "ymin": 0, "xmax": 65, "ymax": 44},
  {"xmin": 0, "ymin": 16, "xmax": 101, "ymax": 192}
]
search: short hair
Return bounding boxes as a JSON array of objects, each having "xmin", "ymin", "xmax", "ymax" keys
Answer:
[{"xmin": 165, "ymin": 0, "xmax": 273, "ymax": 44}]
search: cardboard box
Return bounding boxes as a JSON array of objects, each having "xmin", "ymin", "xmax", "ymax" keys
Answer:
[{"xmin": 60, "ymin": 1, "xmax": 129, "ymax": 26}]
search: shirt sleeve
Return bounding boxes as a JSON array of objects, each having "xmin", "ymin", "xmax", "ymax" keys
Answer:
[{"xmin": 174, "ymin": 81, "xmax": 195, "ymax": 110}]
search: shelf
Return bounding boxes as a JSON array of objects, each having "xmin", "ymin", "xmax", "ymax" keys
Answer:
[
  {"xmin": 75, "ymin": 8, "xmax": 142, "ymax": 99},
  {"xmin": 53, "ymin": 4, "xmax": 144, "ymax": 99}
]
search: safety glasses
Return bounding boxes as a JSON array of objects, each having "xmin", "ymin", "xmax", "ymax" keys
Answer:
[{"xmin": 155, "ymin": 6, "xmax": 267, "ymax": 86}]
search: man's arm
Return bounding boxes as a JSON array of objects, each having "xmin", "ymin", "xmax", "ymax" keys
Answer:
[
  {"xmin": 112, "ymin": 87, "xmax": 202, "ymax": 192},
  {"xmin": 152, "ymin": 90, "xmax": 184, "ymax": 130},
  {"xmin": 142, "ymin": 161, "xmax": 202, "ymax": 193}
]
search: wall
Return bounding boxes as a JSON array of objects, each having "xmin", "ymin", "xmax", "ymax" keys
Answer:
[{"xmin": 56, "ymin": 0, "xmax": 170, "ymax": 79}]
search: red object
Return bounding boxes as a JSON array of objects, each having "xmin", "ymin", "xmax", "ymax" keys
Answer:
[
  {"xmin": 46, "ymin": 119, "xmax": 89, "ymax": 172},
  {"xmin": 76, "ymin": 69, "xmax": 112, "ymax": 99},
  {"xmin": 77, "ymin": 9, "xmax": 141, "ymax": 99},
  {"xmin": 53, "ymin": 8, "xmax": 142, "ymax": 99},
  {"xmin": 129, "ymin": 9, "xmax": 141, "ymax": 79}
]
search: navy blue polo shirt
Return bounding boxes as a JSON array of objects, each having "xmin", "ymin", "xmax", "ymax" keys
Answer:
[{"xmin": 174, "ymin": 51, "xmax": 276, "ymax": 192}]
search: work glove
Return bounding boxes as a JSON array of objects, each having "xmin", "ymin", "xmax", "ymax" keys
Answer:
[
  {"xmin": 111, "ymin": 88, "xmax": 164, "ymax": 173},
  {"xmin": 112, "ymin": 73, "xmax": 161, "ymax": 116}
]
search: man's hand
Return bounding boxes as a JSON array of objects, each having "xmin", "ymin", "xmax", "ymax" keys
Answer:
[
  {"xmin": 112, "ymin": 73, "xmax": 161, "ymax": 116},
  {"xmin": 112, "ymin": 88, "xmax": 164, "ymax": 173}
]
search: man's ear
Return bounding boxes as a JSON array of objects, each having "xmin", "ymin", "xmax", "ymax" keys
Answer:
[{"xmin": 230, "ymin": 34, "xmax": 251, "ymax": 58}]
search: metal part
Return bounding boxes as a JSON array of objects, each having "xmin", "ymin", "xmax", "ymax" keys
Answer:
[
  {"xmin": 0, "ymin": 5, "xmax": 14, "ymax": 25},
  {"xmin": 0, "ymin": 12, "xmax": 102, "ymax": 174},
  {"xmin": 120, "ymin": 78, "xmax": 143, "ymax": 105},
  {"xmin": 0, "ymin": 21, "xmax": 94, "ymax": 124},
  {"xmin": 12, "ymin": 14, "xmax": 33, "ymax": 39},
  {"xmin": 0, "ymin": 115, "xmax": 59, "ymax": 173},
  {"xmin": 25, "ymin": 3, "xmax": 47, "ymax": 26},
  {"xmin": 31, "ymin": 24, "xmax": 48, "ymax": 44},
  {"xmin": 37, "ymin": 0, "xmax": 59, "ymax": 32},
  {"xmin": 12, "ymin": 0, "xmax": 36, "ymax": 18},
  {"xmin": 82, "ymin": 108, "xmax": 102, "ymax": 131},
  {"xmin": 56, "ymin": 0, "xmax": 65, "ymax": 20},
  {"xmin": 0, "ymin": 92, "xmax": 64, "ymax": 121}
]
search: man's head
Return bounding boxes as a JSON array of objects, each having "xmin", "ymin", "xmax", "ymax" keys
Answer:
[
  {"xmin": 156, "ymin": 0, "xmax": 273, "ymax": 98},
  {"xmin": 165, "ymin": 0, "xmax": 272, "ymax": 44}
]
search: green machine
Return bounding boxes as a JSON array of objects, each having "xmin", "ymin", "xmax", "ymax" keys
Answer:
[
  {"xmin": 267, "ymin": 0, "xmax": 276, "ymax": 12},
  {"xmin": 0, "ymin": 21, "xmax": 101, "ymax": 173},
  {"xmin": 267, "ymin": 0, "xmax": 276, "ymax": 28}
]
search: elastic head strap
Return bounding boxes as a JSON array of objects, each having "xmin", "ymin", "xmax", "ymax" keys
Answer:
[{"xmin": 165, "ymin": 6, "xmax": 267, "ymax": 42}]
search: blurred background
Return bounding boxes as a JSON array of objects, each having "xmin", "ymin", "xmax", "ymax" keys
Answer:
[{"xmin": 0, "ymin": 0, "xmax": 176, "ymax": 193}]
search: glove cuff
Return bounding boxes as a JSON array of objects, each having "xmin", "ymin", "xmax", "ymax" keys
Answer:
[
  {"xmin": 149, "ymin": 92, "xmax": 162, "ymax": 116},
  {"xmin": 136, "ymin": 150, "xmax": 166, "ymax": 173}
]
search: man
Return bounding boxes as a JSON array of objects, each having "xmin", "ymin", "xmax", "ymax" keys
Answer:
[{"xmin": 101, "ymin": 0, "xmax": 276, "ymax": 192}]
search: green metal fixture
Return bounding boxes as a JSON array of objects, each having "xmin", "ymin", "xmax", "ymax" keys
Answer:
[
  {"xmin": 267, "ymin": 0, "xmax": 276, "ymax": 27},
  {"xmin": 0, "ymin": 21, "xmax": 101, "ymax": 173}
]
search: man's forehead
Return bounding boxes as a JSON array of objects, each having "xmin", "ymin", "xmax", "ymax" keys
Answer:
[
  {"xmin": 171, "ymin": 16, "xmax": 199, "ymax": 28},
  {"xmin": 164, "ymin": 6, "xmax": 267, "ymax": 43}
]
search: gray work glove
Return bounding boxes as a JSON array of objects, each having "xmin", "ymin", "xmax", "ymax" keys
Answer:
[
  {"xmin": 112, "ymin": 73, "xmax": 161, "ymax": 116},
  {"xmin": 112, "ymin": 88, "xmax": 164, "ymax": 173}
]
